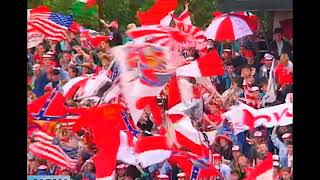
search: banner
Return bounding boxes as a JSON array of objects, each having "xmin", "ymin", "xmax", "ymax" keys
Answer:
[
  {"xmin": 223, "ymin": 102, "xmax": 293, "ymax": 133},
  {"xmin": 27, "ymin": 32, "xmax": 45, "ymax": 49}
]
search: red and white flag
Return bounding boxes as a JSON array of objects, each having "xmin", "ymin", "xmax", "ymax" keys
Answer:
[
  {"xmin": 223, "ymin": 102, "xmax": 293, "ymax": 134},
  {"xmin": 135, "ymin": 135, "xmax": 172, "ymax": 168},
  {"xmin": 28, "ymin": 131, "xmax": 78, "ymax": 170},
  {"xmin": 244, "ymin": 153, "xmax": 273, "ymax": 180},
  {"xmin": 176, "ymin": 50, "xmax": 224, "ymax": 77},
  {"xmin": 137, "ymin": 0, "xmax": 178, "ymax": 26},
  {"xmin": 174, "ymin": 5, "xmax": 192, "ymax": 25}
]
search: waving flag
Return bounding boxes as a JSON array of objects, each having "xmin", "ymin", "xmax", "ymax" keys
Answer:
[
  {"xmin": 28, "ymin": 89, "xmax": 68, "ymax": 121},
  {"xmin": 72, "ymin": 0, "xmax": 97, "ymax": 17},
  {"xmin": 244, "ymin": 153, "xmax": 273, "ymax": 180},
  {"xmin": 29, "ymin": 131, "xmax": 78, "ymax": 170},
  {"xmin": 137, "ymin": 0, "xmax": 178, "ymax": 26},
  {"xmin": 135, "ymin": 135, "xmax": 172, "ymax": 168},
  {"xmin": 112, "ymin": 44, "xmax": 174, "ymax": 124},
  {"xmin": 176, "ymin": 49, "xmax": 224, "ymax": 77},
  {"xmin": 28, "ymin": 6, "xmax": 73, "ymax": 41},
  {"xmin": 174, "ymin": 5, "xmax": 192, "ymax": 25}
]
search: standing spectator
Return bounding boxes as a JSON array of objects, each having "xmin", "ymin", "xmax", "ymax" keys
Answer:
[
  {"xmin": 271, "ymin": 126, "xmax": 292, "ymax": 168},
  {"xmin": 269, "ymin": 28, "xmax": 292, "ymax": 60},
  {"xmin": 214, "ymin": 134, "xmax": 233, "ymax": 161},
  {"xmin": 33, "ymin": 43, "xmax": 47, "ymax": 64},
  {"xmin": 273, "ymin": 161, "xmax": 280, "ymax": 180},
  {"xmin": 275, "ymin": 53, "xmax": 293, "ymax": 103},
  {"xmin": 213, "ymin": 153, "xmax": 232, "ymax": 180},
  {"xmin": 258, "ymin": 53, "xmax": 274, "ymax": 82},
  {"xmin": 32, "ymin": 64, "xmax": 49, "ymax": 97},
  {"xmin": 45, "ymin": 68, "xmax": 62, "ymax": 89}
]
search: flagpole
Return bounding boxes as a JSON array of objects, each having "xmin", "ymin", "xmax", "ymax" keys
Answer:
[{"xmin": 97, "ymin": 0, "xmax": 106, "ymax": 31}]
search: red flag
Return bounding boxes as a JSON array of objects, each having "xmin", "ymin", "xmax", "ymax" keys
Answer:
[
  {"xmin": 176, "ymin": 50, "xmax": 224, "ymax": 77},
  {"xmin": 244, "ymin": 153, "xmax": 273, "ymax": 180},
  {"xmin": 137, "ymin": 0, "xmax": 178, "ymax": 25}
]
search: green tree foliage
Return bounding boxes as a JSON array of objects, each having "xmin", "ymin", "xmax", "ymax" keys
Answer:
[{"xmin": 27, "ymin": 0, "xmax": 220, "ymax": 31}]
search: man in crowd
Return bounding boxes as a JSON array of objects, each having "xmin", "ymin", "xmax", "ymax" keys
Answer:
[{"xmin": 269, "ymin": 28, "xmax": 292, "ymax": 60}]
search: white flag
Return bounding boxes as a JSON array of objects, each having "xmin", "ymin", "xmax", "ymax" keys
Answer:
[{"xmin": 261, "ymin": 59, "xmax": 277, "ymax": 106}]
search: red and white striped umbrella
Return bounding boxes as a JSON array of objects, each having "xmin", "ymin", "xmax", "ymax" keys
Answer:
[
  {"xmin": 231, "ymin": 11, "xmax": 259, "ymax": 31},
  {"xmin": 204, "ymin": 13, "xmax": 254, "ymax": 41},
  {"xmin": 127, "ymin": 22, "xmax": 206, "ymax": 51}
]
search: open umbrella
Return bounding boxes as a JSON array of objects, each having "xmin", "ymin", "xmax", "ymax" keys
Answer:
[
  {"xmin": 204, "ymin": 13, "xmax": 255, "ymax": 41},
  {"xmin": 232, "ymin": 11, "xmax": 259, "ymax": 31}
]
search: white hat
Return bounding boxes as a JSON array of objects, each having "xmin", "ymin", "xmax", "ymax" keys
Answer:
[
  {"xmin": 32, "ymin": 64, "xmax": 41, "ymax": 71},
  {"xmin": 232, "ymin": 145, "xmax": 240, "ymax": 151},
  {"xmin": 273, "ymin": 161, "xmax": 280, "ymax": 167},
  {"xmin": 282, "ymin": 133, "xmax": 292, "ymax": 139},
  {"xmin": 42, "ymin": 54, "xmax": 53, "ymax": 59},
  {"xmin": 223, "ymin": 49, "xmax": 232, "ymax": 52},
  {"xmin": 186, "ymin": 57, "xmax": 195, "ymax": 61},
  {"xmin": 177, "ymin": 172, "xmax": 186, "ymax": 177},
  {"xmin": 251, "ymin": 86, "xmax": 259, "ymax": 92},
  {"xmin": 264, "ymin": 53, "xmax": 274, "ymax": 60},
  {"xmin": 272, "ymin": 155, "xmax": 279, "ymax": 161},
  {"xmin": 253, "ymin": 131, "xmax": 263, "ymax": 137},
  {"xmin": 116, "ymin": 164, "xmax": 126, "ymax": 169},
  {"xmin": 157, "ymin": 174, "xmax": 169, "ymax": 179},
  {"xmin": 38, "ymin": 165, "xmax": 47, "ymax": 170}
]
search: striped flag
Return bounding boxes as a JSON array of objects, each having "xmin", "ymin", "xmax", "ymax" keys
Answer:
[
  {"xmin": 29, "ymin": 131, "xmax": 78, "ymax": 170},
  {"xmin": 28, "ymin": 6, "xmax": 73, "ymax": 41},
  {"xmin": 174, "ymin": 5, "xmax": 192, "ymax": 25}
]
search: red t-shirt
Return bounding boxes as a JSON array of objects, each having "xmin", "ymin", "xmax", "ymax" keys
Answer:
[{"xmin": 275, "ymin": 64, "xmax": 293, "ymax": 85}]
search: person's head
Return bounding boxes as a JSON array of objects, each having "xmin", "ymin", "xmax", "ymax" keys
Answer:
[
  {"xmin": 60, "ymin": 169, "xmax": 72, "ymax": 176},
  {"xmin": 222, "ymin": 49, "xmax": 232, "ymax": 61},
  {"xmin": 32, "ymin": 64, "xmax": 41, "ymax": 76},
  {"xmin": 73, "ymin": 44, "xmax": 83, "ymax": 55},
  {"xmin": 237, "ymin": 155, "xmax": 248, "ymax": 167},
  {"xmin": 242, "ymin": 65, "xmax": 252, "ymax": 78},
  {"xmin": 282, "ymin": 133, "xmax": 292, "ymax": 144},
  {"xmin": 68, "ymin": 66, "xmax": 78, "ymax": 79},
  {"xmin": 251, "ymin": 86, "xmax": 260, "ymax": 98},
  {"xmin": 260, "ymin": 80, "xmax": 268, "ymax": 93},
  {"xmin": 51, "ymin": 68, "xmax": 61, "ymax": 82},
  {"xmin": 81, "ymin": 63, "xmax": 92, "ymax": 74},
  {"xmin": 247, "ymin": 75, "xmax": 255, "ymax": 85},
  {"xmin": 219, "ymin": 137, "xmax": 230, "ymax": 148},
  {"xmin": 231, "ymin": 169, "xmax": 241, "ymax": 180},
  {"xmin": 226, "ymin": 63, "xmax": 235, "ymax": 74},
  {"xmin": 116, "ymin": 164, "xmax": 127, "ymax": 177},
  {"xmin": 280, "ymin": 167, "xmax": 292, "ymax": 180},
  {"xmin": 239, "ymin": 45, "xmax": 247, "ymax": 57},
  {"xmin": 62, "ymin": 52, "xmax": 71, "ymax": 61},
  {"xmin": 99, "ymin": 53, "xmax": 113, "ymax": 68},
  {"xmin": 36, "ymin": 43, "xmax": 46, "ymax": 55},
  {"xmin": 232, "ymin": 145, "xmax": 241, "ymax": 159},
  {"xmin": 257, "ymin": 143, "xmax": 269, "ymax": 157},
  {"xmin": 100, "ymin": 40, "xmax": 111, "ymax": 50},
  {"xmin": 263, "ymin": 53, "xmax": 274, "ymax": 67},
  {"xmin": 279, "ymin": 53, "xmax": 289, "ymax": 66},
  {"xmin": 273, "ymin": 28, "xmax": 283, "ymax": 43},
  {"xmin": 127, "ymin": 23, "xmax": 136, "ymax": 31}
]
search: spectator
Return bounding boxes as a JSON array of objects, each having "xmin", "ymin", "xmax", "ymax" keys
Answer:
[
  {"xmin": 81, "ymin": 63, "xmax": 93, "ymax": 75},
  {"xmin": 269, "ymin": 28, "xmax": 292, "ymax": 60},
  {"xmin": 271, "ymin": 126, "xmax": 292, "ymax": 168},
  {"xmin": 258, "ymin": 53, "xmax": 274, "ymax": 82},
  {"xmin": 45, "ymin": 68, "xmax": 62, "ymax": 89},
  {"xmin": 32, "ymin": 64, "xmax": 49, "ymax": 97},
  {"xmin": 279, "ymin": 167, "xmax": 292, "ymax": 180},
  {"xmin": 213, "ymin": 153, "xmax": 232, "ymax": 180},
  {"xmin": 33, "ymin": 43, "xmax": 47, "ymax": 64},
  {"xmin": 214, "ymin": 134, "xmax": 233, "ymax": 161},
  {"xmin": 68, "ymin": 66, "xmax": 79, "ymax": 79},
  {"xmin": 273, "ymin": 161, "xmax": 280, "ymax": 180},
  {"xmin": 124, "ymin": 23, "xmax": 136, "ymax": 44}
]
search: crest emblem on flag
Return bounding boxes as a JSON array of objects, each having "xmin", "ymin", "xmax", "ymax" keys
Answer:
[{"xmin": 126, "ymin": 44, "xmax": 173, "ymax": 87}]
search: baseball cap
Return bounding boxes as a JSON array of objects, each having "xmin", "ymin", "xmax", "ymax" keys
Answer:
[
  {"xmin": 32, "ymin": 64, "xmax": 41, "ymax": 71},
  {"xmin": 264, "ymin": 53, "xmax": 274, "ymax": 60},
  {"xmin": 251, "ymin": 86, "xmax": 260, "ymax": 92},
  {"xmin": 253, "ymin": 131, "xmax": 263, "ymax": 137}
]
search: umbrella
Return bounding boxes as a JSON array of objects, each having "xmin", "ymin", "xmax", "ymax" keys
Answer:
[
  {"xmin": 126, "ymin": 22, "xmax": 206, "ymax": 51},
  {"xmin": 204, "ymin": 13, "xmax": 255, "ymax": 41},
  {"xmin": 232, "ymin": 11, "xmax": 259, "ymax": 31}
]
